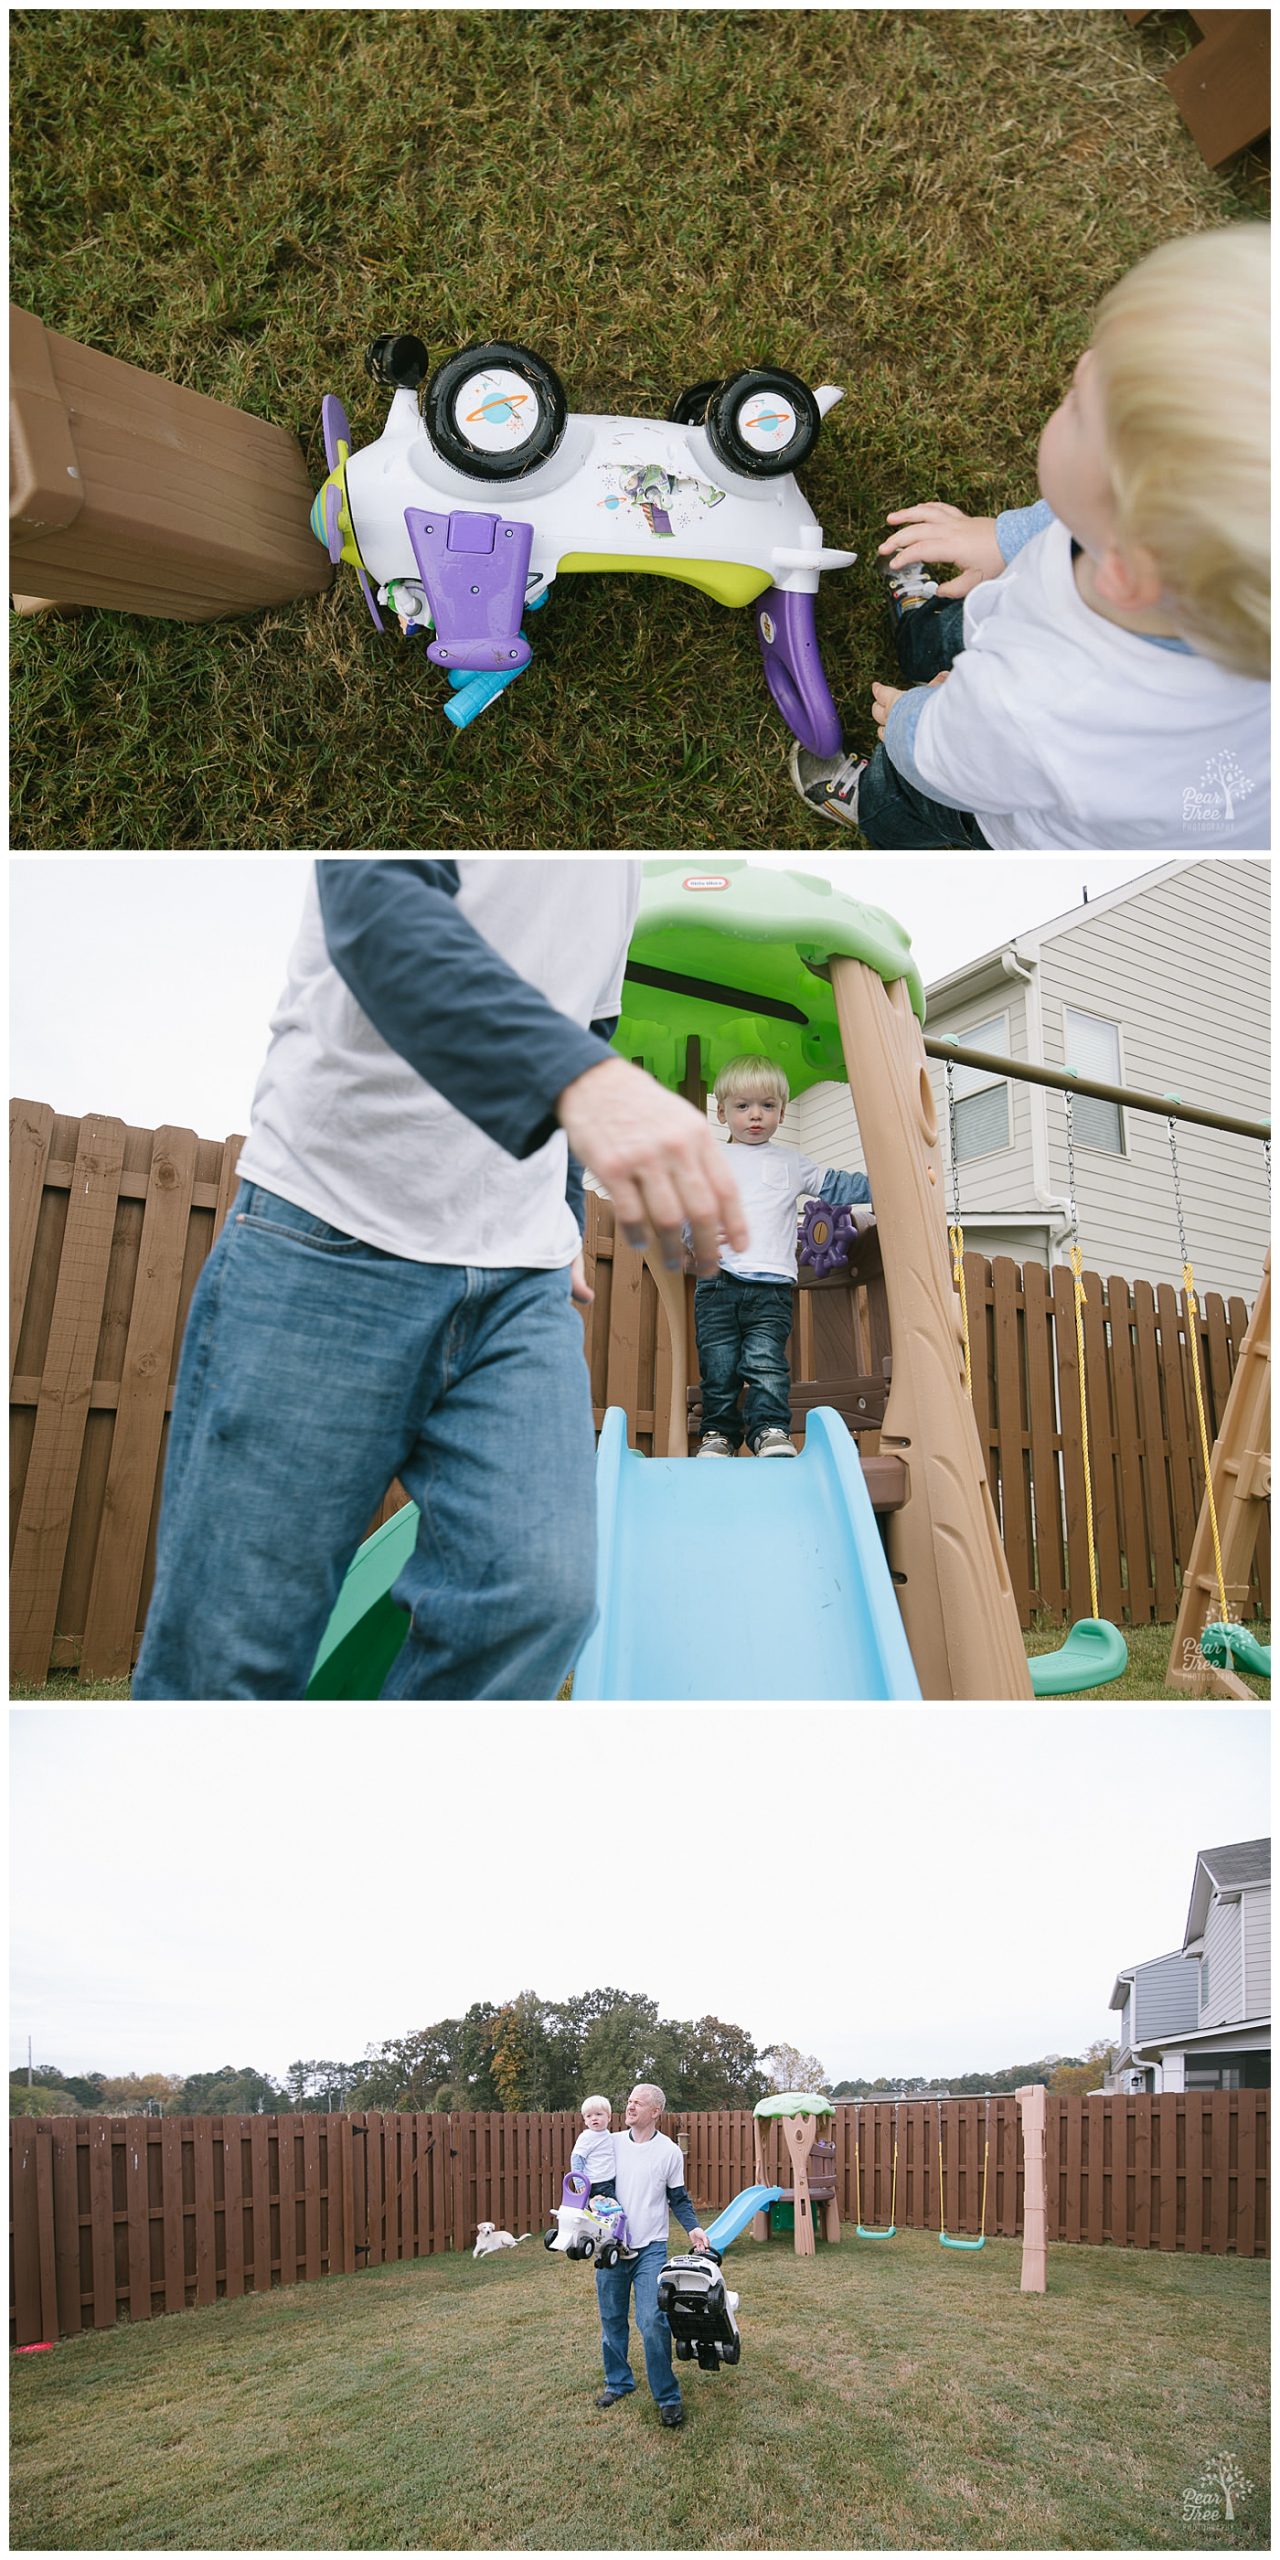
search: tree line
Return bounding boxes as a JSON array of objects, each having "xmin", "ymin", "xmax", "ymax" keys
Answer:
[
  {"xmin": 11, "ymin": 1994, "xmax": 1115, "ymax": 2118},
  {"xmin": 10, "ymin": 1989, "xmax": 803, "ymax": 2118}
]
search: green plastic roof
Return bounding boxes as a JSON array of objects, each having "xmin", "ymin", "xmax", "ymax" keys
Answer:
[
  {"xmin": 615, "ymin": 861, "xmax": 924, "ymax": 1099},
  {"xmin": 754, "ymin": 2090, "xmax": 835, "ymax": 2118}
]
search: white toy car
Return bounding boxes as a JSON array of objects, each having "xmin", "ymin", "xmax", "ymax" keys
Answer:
[
  {"xmin": 543, "ymin": 2172, "xmax": 633, "ymax": 2268},
  {"xmin": 311, "ymin": 336, "xmax": 855, "ymax": 745}
]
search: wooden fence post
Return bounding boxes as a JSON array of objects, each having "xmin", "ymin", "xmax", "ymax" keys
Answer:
[{"xmin": 10, "ymin": 304, "xmax": 333, "ymax": 620}]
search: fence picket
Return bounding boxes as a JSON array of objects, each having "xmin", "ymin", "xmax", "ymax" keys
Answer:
[
  {"xmin": 80, "ymin": 1126, "xmax": 198, "ymax": 1677},
  {"xmin": 10, "ymin": 1114, "xmax": 127, "ymax": 1679}
]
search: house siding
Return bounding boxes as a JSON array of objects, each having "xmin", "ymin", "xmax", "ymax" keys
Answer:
[
  {"xmin": 1201, "ymin": 1894, "xmax": 1245, "ymax": 2029},
  {"xmin": 1036, "ymin": 861, "xmax": 1269, "ymax": 1300},
  {"xmin": 790, "ymin": 859, "xmax": 1268, "ymax": 1300},
  {"xmin": 1129, "ymin": 1950, "xmax": 1199, "ymax": 2041},
  {"xmin": 1243, "ymin": 1887, "xmax": 1271, "ymax": 2015}
]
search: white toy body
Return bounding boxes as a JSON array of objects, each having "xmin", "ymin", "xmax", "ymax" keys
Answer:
[
  {"xmin": 344, "ymin": 388, "xmax": 854, "ymax": 610},
  {"xmin": 313, "ymin": 343, "xmax": 856, "ymax": 747}
]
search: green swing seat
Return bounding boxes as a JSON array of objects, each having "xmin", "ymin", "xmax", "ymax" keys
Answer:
[
  {"xmin": 855, "ymin": 2220, "xmax": 896, "ymax": 2239},
  {"xmin": 1201, "ymin": 1622, "xmax": 1271, "ymax": 1679},
  {"xmin": 1028, "ymin": 1617, "xmax": 1129, "ymax": 1697},
  {"xmin": 939, "ymin": 2231, "xmax": 986, "ymax": 2253}
]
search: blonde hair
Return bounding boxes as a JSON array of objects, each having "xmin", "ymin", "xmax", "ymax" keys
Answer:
[
  {"xmin": 714, "ymin": 1054, "xmax": 789, "ymax": 1106},
  {"xmin": 580, "ymin": 2094, "xmax": 612, "ymax": 2120},
  {"xmin": 1090, "ymin": 226, "xmax": 1269, "ymax": 679}
]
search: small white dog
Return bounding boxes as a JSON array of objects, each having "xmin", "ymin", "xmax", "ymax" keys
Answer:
[{"xmin": 472, "ymin": 2221, "xmax": 532, "ymax": 2260}]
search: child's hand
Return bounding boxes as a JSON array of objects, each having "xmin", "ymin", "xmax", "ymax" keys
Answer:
[
  {"xmin": 879, "ymin": 503, "xmax": 1006, "ymax": 598},
  {"xmin": 871, "ymin": 681, "xmax": 904, "ymax": 739},
  {"xmin": 872, "ymin": 671, "xmax": 949, "ymax": 739}
]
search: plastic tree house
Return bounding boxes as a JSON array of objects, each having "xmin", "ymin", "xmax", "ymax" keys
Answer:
[
  {"xmin": 615, "ymin": 860, "xmax": 1032, "ymax": 1700},
  {"xmin": 752, "ymin": 2093, "xmax": 841, "ymax": 2255}
]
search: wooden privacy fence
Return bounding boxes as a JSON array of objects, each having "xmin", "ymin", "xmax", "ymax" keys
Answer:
[
  {"xmin": 10, "ymin": 2095, "xmax": 1268, "ymax": 2346},
  {"xmin": 9, "ymin": 1104, "xmax": 1268, "ymax": 1679},
  {"xmin": 581, "ymin": 1198, "xmax": 1269, "ymax": 1633}
]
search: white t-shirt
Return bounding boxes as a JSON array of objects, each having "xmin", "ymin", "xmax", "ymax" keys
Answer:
[
  {"xmin": 608, "ymin": 2130, "xmax": 691, "ymax": 2249},
  {"xmin": 570, "ymin": 2127, "xmax": 619, "ymax": 2187},
  {"xmin": 908, "ymin": 517, "xmax": 1270, "ymax": 851},
  {"xmin": 716, "ymin": 1141, "xmax": 834, "ymax": 1282},
  {"xmin": 238, "ymin": 862, "xmax": 640, "ymax": 1264}
]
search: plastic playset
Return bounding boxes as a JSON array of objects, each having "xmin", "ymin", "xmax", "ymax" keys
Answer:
[
  {"xmin": 305, "ymin": 862, "xmax": 1268, "ymax": 1707},
  {"xmin": 310, "ymin": 336, "xmax": 855, "ymax": 743}
]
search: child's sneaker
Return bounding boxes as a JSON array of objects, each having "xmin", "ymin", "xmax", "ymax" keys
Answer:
[
  {"xmin": 881, "ymin": 557, "xmax": 938, "ymax": 622},
  {"xmin": 752, "ymin": 1428, "xmax": 797, "ymax": 1457},
  {"xmin": 788, "ymin": 744, "xmax": 868, "ymax": 827},
  {"xmin": 697, "ymin": 1432, "xmax": 735, "ymax": 1458}
]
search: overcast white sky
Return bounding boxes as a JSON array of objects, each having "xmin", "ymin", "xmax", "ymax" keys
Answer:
[
  {"xmin": 10, "ymin": 854, "xmax": 1170, "ymax": 1140},
  {"xmin": 11, "ymin": 1705, "xmax": 1266, "ymax": 2087}
]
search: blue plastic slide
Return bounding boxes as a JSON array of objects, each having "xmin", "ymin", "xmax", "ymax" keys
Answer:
[
  {"xmin": 306, "ymin": 1402, "xmax": 920, "ymax": 1701},
  {"xmin": 704, "ymin": 2185, "xmax": 784, "ymax": 2253},
  {"xmin": 572, "ymin": 1405, "xmax": 922, "ymax": 1701}
]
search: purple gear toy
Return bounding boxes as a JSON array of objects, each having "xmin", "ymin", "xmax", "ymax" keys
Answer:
[{"xmin": 797, "ymin": 1197, "xmax": 855, "ymax": 1277}]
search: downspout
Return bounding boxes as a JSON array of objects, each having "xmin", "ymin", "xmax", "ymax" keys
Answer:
[{"xmin": 1001, "ymin": 947, "xmax": 1072, "ymax": 1254}]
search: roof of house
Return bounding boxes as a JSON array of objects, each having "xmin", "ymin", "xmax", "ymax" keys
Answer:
[{"xmin": 1183, "ymin": 1838, "xmax": 1271, "ymax": 1949}]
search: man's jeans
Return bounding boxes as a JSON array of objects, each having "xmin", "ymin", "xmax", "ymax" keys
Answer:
[
  {"xmin": 596, "ymin": 2238, "xmax": 681, "ymax": 2409},
  {"xmin": 694, "ymin": 1273, "xmax": 793, "ymax": 1450},
  {"xmin": 858, "ymin": 597, "xmax": 992, "ymax": 850},
  {"xmin": 132, "ymin": 1183, "xmax": 598, "ymax": 1700}
]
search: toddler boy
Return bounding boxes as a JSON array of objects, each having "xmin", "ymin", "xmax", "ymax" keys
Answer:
[
  {"xmin": 694, "ymin": 1056, "xmax": 869, "ymax": 1458},
  {"xmin": 792, "ymin": 226, "xmax": 1269, "ymax": 850}
]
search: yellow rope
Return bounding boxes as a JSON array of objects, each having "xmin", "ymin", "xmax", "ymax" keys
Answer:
[
  {"xmin": 1068, "ymin": 1243, "xmax": 1098, "ymax": 1619},
  {"xmin": 1183, "ymin": 1262, "xmax": 1230, "ymax": 1626},
  {"xmin": 949, "ymin": 1222, "xmax": 972, "ymax": 1399},
  {"xmin": 978, "ymin": 2137, "xmax": 990, "ymax": 2239}
]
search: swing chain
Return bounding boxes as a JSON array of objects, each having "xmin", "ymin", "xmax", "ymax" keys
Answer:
[
  {"xmin": 946, "ymin": 1057, "xmax": 962, "ymax": 1228},
  {"xmin": 1168, "ymin": 1115, "xmax": 1190, "ymax": 1270},
  {"xmin": 1064, "ymin": 1087, "xmax": 1079, "ymax": 1248}
]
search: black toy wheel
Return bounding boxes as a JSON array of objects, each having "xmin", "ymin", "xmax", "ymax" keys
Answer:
[
  {"xmin": 721, "ymin": 2337, "xmax": 741, "ymax": 2365},
  {"xmin": 704, "ymin": 368, "xmax": 821, "ymax": 478},
  {"xmin": 365, "ymin": 333, "xmax": 430, "ymax": 392},
  {"xmin": 675, "ymin": 2340, "xmax": 693, "ymax": 2360},
  {"xmin": 423, "ymin": 341, "xmax": 567, "ymax": 480},
  {"xmin": 667, "ymin": 378, "xmax": 725, "ymax": 427}
]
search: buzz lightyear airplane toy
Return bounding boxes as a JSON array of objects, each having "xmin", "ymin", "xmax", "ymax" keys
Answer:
[{"xmin": 311, "ymin": 335, "xmax": 855, "ymax": 742}]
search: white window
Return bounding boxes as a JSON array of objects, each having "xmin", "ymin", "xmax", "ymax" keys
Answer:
[
  {"xmin": 1064, "ymin": 1008, "xmax": 1125, "ymax": 1155},
  {"xmin": 949, "ymin": 1012, "xmax": 1012, "ymax": 1163}
]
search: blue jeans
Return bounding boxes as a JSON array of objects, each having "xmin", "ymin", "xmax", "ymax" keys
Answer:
[
  {"xmin": 596, "ymin": 2239, "xmax": 680, "ymax": 2409},
  {"xmin": 694, "ymin": 1273, "xmax": 793, "ymax": 1448},
  {"xmin": 132, "ymin": 1183, "xmax": 598, "ymax": 1699},
  {"xmin": 858, "ymin": 597, "xmax": 992, "ymax": 850}
]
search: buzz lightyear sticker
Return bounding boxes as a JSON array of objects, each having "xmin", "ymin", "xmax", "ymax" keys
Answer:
[{"xmin": 597, "ymin": 456, "xmax": 726, "ymax": 539}]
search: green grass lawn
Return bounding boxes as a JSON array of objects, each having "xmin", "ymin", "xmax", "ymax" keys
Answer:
[
  {"xmin": 10, "ymin": 9, "xmax": 1267, "ymax": 851},
  {"xmin": 1024, "ymin": 1617, "xmax": 1270, "ymax": 1703},
  {"xmin": 10, "ymin": 2227, "xmax": 1269, "ymax": 2549}
]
